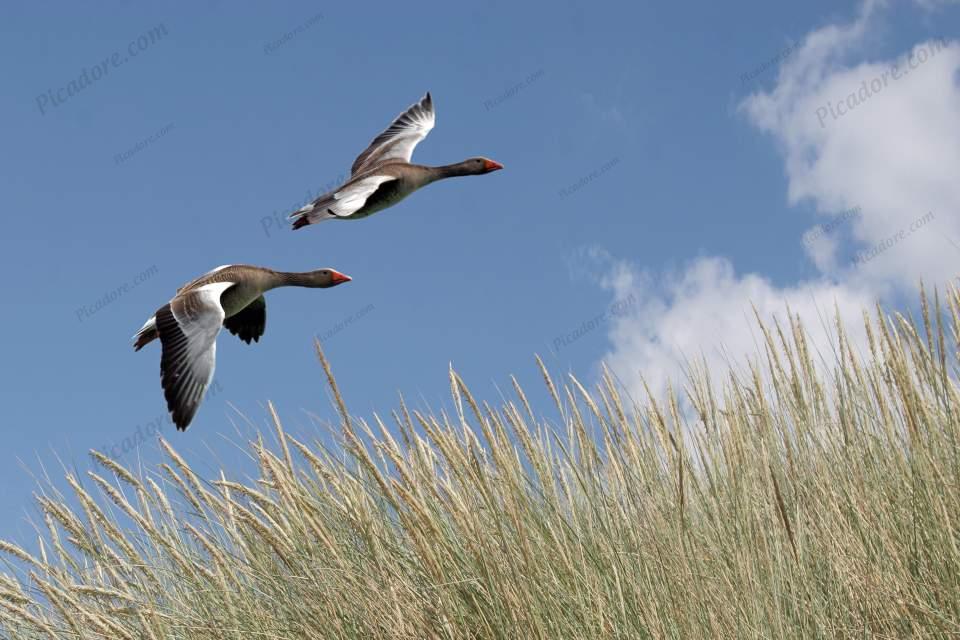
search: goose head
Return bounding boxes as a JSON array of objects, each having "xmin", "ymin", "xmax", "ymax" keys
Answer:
[{"xmin": 305, "ymin": 269, "xmax": 352, "ymax": 288}]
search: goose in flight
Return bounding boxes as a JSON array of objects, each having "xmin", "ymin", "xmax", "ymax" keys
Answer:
[
  {"xmin": 133, "ymin": 264, "xmax": 351, "ymax": 430},
  {"xmin": 289, "ymin": 92, "xmax": 503, "ymax": 229}
]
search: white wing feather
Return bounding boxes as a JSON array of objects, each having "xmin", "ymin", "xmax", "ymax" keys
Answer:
[
  {"xmin": 327, "ymin": 176, "xmax": 397, "ymax": 218},
  {"xmin": 350, "ymin": 92, "xmax": 435, "ymax": 176}
]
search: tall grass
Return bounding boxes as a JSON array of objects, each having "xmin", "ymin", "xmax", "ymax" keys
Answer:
[{"xmin": 1, "ymin": 288, "xmax": 959, "ymax": 638}]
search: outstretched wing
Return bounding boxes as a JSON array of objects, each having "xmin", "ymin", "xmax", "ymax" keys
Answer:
[
  {"xmin": 156, "ymin": 282, "xmax": 232, "ymax": 430},
  {"xmin": 350, "ymin": 92, "xmax": 435, "ymax": 176},
  {"xmin": 223, "ymin": 296, "xmax": 266, "ymax": 344}
]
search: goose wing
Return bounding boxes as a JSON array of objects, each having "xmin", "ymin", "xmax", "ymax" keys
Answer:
[
  {"xmin": 176, "ymin": 265, "xmax": 234, "ymax": 294},
  {"xmin": 156, "ymin": 282, "xmax": 232, "ymax": 430},
  {"xmin": 289, "ymin": 174, "xmax": 397, "ymax": 226},
  {"xmin": 223, "ymin": 296, "xmax": 267, "ymax": 344},
  {"xmin": 350, "ymin": 92, "xmax": 434, "ymax": 176}
]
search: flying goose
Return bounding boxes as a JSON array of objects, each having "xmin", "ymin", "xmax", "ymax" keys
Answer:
[
  {"xmin": 289, "ymin": 92, "xmax": 503, "ymax": 229},
  {"xmin": 133, "ymin": 264, "xmax": 351, "ymax": 430}
]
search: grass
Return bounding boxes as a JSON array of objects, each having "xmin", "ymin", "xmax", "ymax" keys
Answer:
[{"xmin": 1, "ymin": 286, "xmax": 959, "ymax": 638}]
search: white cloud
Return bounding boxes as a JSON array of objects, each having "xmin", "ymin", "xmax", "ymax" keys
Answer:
[
  {"xmin": 592, "ymin": 1, "xmax": 960, "ymax": 404},
  {"xmin": 741, "ymin": 7, "xmax": 960, "ymax": 290},
  {"xmin": 585, "ymin": 251, "xmax": 873, "ymax": 404}
]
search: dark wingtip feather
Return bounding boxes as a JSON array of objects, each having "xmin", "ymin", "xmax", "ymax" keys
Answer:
[
  {"xmin": 291, "ymin": 216, "xmax": 309, "ymax": 230},
  {"xmin": 171, "ymin": 403, "xmax": 192, "ymax": 431},
  {"xmin": 157, "ymin": 303, "xmax": 204, "ymax": 432},
  {"xmin": 133, "ymin": 326, "xmax": 158, "ymax": 351}
]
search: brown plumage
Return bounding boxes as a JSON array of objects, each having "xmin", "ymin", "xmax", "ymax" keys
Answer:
[
  {"xmin": 289, "ymin": 92, "xmax": 503, "ymax": 229},
  {"xmin": 133, "ymin": 264, "xmax": 351, "ymax": 430}
]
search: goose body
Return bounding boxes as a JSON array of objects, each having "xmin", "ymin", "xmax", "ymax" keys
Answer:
[
  {"xmin": 289, "ymin": 92, "xmax": 503, "ymax": 229},
  {"xmin": 133, "ymin": 264, "xmax": 351, "ymax": 430}
]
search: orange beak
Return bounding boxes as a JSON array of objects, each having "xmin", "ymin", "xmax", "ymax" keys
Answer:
[
  {"xmin": 484, "ymin": 159, "xmax": 504, "ymax": 172},
  {"xmin": 330, "ymin": 270, "xmax": 352, "ymax": 285}
]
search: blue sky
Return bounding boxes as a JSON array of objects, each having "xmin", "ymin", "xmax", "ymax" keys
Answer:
[{"xmin": 1, "ymin": 0, "xmax": 958, "ymax": 544}]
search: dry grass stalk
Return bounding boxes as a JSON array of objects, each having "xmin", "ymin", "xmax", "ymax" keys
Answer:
[{"xmin": 0, "ymin": 286, "xmax": 957, "ymax": 638}]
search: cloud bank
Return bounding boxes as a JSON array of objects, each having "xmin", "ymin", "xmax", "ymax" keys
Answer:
[{"xmin": 593, "ymin": 1, "xmax": 960, "ymax": 403}]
